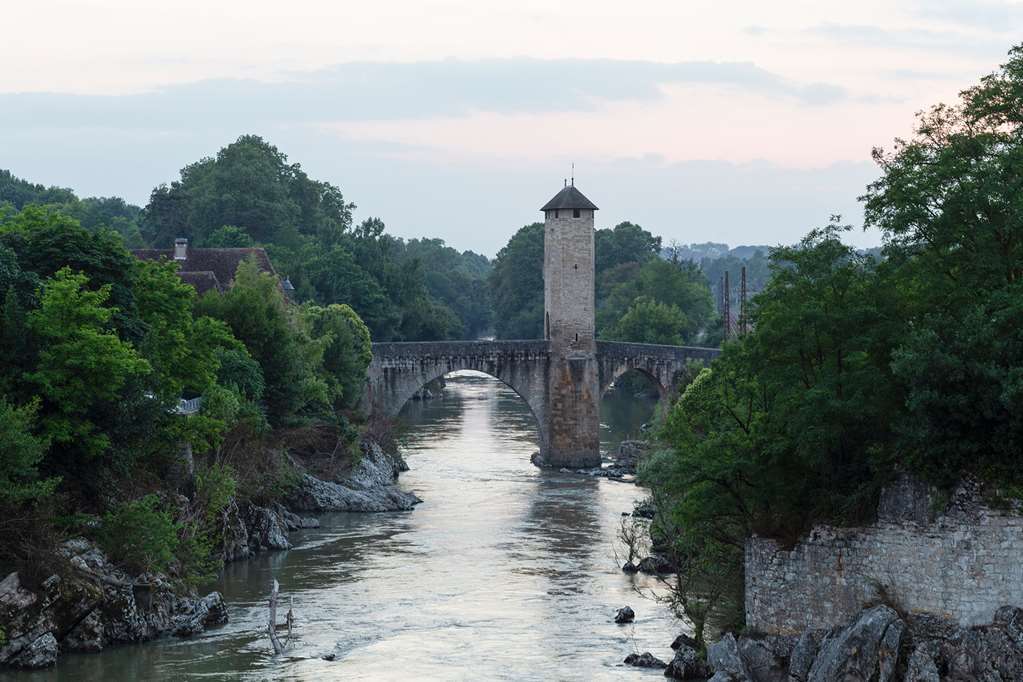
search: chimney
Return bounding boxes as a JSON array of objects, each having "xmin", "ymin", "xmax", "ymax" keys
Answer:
[{"xmin": 174, "ymin": 238, "xmax": 188, "ymax": 261}]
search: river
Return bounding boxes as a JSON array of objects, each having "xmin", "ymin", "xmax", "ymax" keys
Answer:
[{"xmin": 18, "ymin": 371, "xmax": 681, "ymax": 681}]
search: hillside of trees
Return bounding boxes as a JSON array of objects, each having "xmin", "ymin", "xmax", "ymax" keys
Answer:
[{"xmin": 640, "ymin": 43, "xmax": 1023, "ymax": 642}]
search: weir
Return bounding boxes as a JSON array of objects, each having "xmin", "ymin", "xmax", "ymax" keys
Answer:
[{"xmin": 363, "ymin": 184, "xmax": 721, "ymax": 467}]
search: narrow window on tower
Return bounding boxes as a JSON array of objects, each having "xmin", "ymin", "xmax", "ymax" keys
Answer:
[
  {"xmin": 575, "ymin": 333, "xmax": 579, "ymax": 343},
  {"xmin": 573, "ymin": 209, "xmax": 581, "ymax": 218},
  {"xmin": 554, "ymin": 210, "xmax": 559, "ymax": 219}
]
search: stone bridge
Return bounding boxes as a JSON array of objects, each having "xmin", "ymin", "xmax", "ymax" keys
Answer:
[
  {"xmin": 364, "ymin": 339, "xmax": 720, "ymax": 461},
  {"xmin": 363, "ymin": 181, "xmax": 722, "ymax": 467}
]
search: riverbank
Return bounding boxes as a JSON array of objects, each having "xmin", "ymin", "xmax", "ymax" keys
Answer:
[
  {"xmin": 3, "ymin": 373, "xmax": 673, "ymax": 680},
  {"xmin": 0, "ymin": 439, "xmax": 417, "ymax": 671}
]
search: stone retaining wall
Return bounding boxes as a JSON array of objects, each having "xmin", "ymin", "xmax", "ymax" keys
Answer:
[{"xmin": 745, "ymin": 478, "xmax": 1023, "ymax": 633}]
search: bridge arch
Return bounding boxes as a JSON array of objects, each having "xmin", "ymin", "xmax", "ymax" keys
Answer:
[
  {"xmin": 364, "ymin": 341, "xmax": 551, "ymax": 454},
  {"xmin": 600, "ymin": 364, "xmax": 668, "ymax": 400}
]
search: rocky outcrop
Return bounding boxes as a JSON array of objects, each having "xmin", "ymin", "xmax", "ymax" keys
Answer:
[
  {"xmin": 0, "ymin": 540, "xmax": 227, "ymax": 670},
  {"xmin": 665, "ymin": 639, "xmax": 711, "ymax": 679},
  {"xmin": 244, "ymin": 504, "xmax": 292, "ymax": 552},
  {"xmin": 288, "ymin": 442, "xmax": 421, "ymax": 513},
  {"xmin": 219, "ymin": 499, "xmax": 251, "ymax": 563},
  {"xmin": 697, "ymin": 604, "xmax": 1023, "ymax": 681},
  {"xmin": 807, "ymin": 606, "xmax": 902, "ymax": 682},
  {"xmin": 615, "ymin": 606, "xmax": 635, "ymax": 624},
  {"xmin": 217, "ymin": 441, "xmax": 415, "ymax": 562}
]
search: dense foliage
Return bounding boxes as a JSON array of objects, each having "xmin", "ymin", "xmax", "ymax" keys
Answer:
[
  {"xmin": 642, "ymin": 43, "xmax": 1023, "ymax": 634},
  {"xmin": 0, "ymin": 202, "xmax": 372, "ymax": 583},
  {"xmin": 490, "ymin": 220, "xmax": 717, "ymax": 342}
]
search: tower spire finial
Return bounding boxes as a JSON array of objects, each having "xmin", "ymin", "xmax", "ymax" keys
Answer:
[{"xmin": 571, "ymin": 163, "xmax": 574, "ymax": 187}]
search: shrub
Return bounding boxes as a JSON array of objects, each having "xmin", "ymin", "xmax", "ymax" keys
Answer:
[{"xmin": 100, "ymin": 494, "xmax": 179, "ymax": 575}]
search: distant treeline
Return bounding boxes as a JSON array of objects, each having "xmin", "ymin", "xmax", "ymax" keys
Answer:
[{"xmin": 2, "ymin": 139, "xmax": 749, "ymax": 347}]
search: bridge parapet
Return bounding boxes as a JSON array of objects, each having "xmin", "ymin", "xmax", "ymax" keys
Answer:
[{"xmin": 371, "ymin": 339, "xmax": 549, "ymax": 365}]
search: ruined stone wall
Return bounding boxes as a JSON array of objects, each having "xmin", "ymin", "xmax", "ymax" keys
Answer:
[{"xmin": 745, "ymin": 479, "xmax": 1023, "ymax": 633}]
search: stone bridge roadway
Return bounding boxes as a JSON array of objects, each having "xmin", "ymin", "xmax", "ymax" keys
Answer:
[{"xmin": 364, "ymin": 340, "xmax": 721, "ymax": 453}]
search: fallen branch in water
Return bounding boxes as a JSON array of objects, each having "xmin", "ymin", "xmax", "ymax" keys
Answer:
[{"xmin": 268, "ymin": 578, "xmax": 295, "ymax": 655}]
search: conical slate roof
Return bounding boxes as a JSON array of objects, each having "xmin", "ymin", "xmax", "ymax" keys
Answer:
[{"xmin": 541, "ymin": 185, "xmax": 598, "ymax": 211}]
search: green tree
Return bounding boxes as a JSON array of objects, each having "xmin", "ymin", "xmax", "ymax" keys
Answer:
[
  {"xmin": 26, "ymin": 268, "xmax": 151, "ymax": 457},
  {"xmin": 490, "ymin": 222, "xmax": 545, "ymax": 339},
  {"xmin": 0, "ymin": 399, "xmax": 56, "ymax": 507},
  {"xmin": 202, "ymin": 225, "xmax": 255, "ymax": 248},
  {"xmin": 304, "ymin": 303, "xmax": 373, "ymax": 411},
  {"xmin": 594, "ymin": 221, "xmax": 661, "ymax": 272},
  {"xmin": 0, "ymin": 206, "xmax": 142, "ymax": 340},
  {"xmin": 142, "ymin": 135, "xmax": 353, "ymax": 248},
  {"xmin": 606, "ymin": 296, "xmax": 688, "ymax": 345},
  {"xmin": 861, "ymin": 44, "xmax": 1023, "ymax": 487},
  {"xmin": 598, "ymin": 258, "xmax": 715, "ymax": 342},
  {"xmin": 100, "ymin": 494, "xmax": 179, "ymax": 575},
  {"xmin": 196, "ymin": 258, "xmax": 325, "ymax": 423}
]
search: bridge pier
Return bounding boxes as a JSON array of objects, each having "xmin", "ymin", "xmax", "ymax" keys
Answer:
[{"xmin": 543, "ymin": 353, "xmax": 601, "ymax": 468}]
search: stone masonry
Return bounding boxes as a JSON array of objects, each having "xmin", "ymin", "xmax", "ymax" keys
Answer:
[
  {"xmin": 361, "ymin": 184, "xmax": 721, "ymax": 467},
  {"xmin": 542, "ymin": 189, "xmax": 600, "ymax": 467},
  {"xmin": 745, "ymin": 477, "xmax": 1023, "ymax": 633}
]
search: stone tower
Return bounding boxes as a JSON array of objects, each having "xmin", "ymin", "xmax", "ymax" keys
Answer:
[{"xmin": 540, "ymin": 182, "xmax": 601, "ymax": 468}]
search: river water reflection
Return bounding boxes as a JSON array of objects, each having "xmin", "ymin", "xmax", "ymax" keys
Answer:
[{"xmin": 19, "ymin": 372, "xmax": 679, "ymax": 681}]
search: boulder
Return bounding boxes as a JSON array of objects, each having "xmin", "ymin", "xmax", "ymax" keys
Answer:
[
  {"xmin": 638, "ymin": 555, "xmax": 674, "ymax": 575},
  {"xmin": 995, "ymin": 605, "xmax": 1023, "ymax": 647},
  {"xmin": 173, "ymin": 592, "xmax": 228, "ymax": 637},
  {"xmin": 806, "ymin": 605, "xmax": 903, "ymax": 682},
  {"xmin": 624, "ymin": 652, "xmax": 667, "ymax": 669},
  {"xmin": 787, "ymin": 630, "xmax": 824, "ymax": 682},
  {"xmin": 942, "ymin": 625, "xmax": 1023, "ymax": 681},
  {"xmin": 709, "ymin": 634, "xmax": 749, "ymax": 680},
  {"xmin": 219, "ymin": 499, "xmax": 251, "ymax": 563},
  {"xmin": 904, "ymin": 644, "xmax": 941, "ymax": 682},
  {"xmin": 665, "ymin": 641, "xmax": 711, "ymax": 679},
  {"xmin": 622, "ymin": 561, "xmax": 640, "ymax": 574},
  {"xmin": 272, "ymin": 503, "xmax": 319, "ymax": 532},
  {"xmin": 615, "ymin": 606, "xmax": 635, "ymax": 624},
  {"xmin": 63, "ymin": 611, "xmax": 104, "ymax": 652},
  {"xmin": 670, "ymin": 633, "xmax": 699, "ymax": 650},
  {"xmin": 739, "ymin": 635, "xmax": 794, "ymax": 682},
  {"xmin": 245, "ymin": 504, "xmax": 292, "ymax": 552},
  {"xmin": 7, "ymin": 632, "xmax": 58, "ymax": 669},
  {"xmin": 289, "ymin": 473, "xmax": 421, "ymax": 513}
]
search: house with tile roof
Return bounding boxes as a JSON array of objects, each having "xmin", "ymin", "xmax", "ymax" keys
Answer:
[{"xmin": 132, "ymin": 238, "xmax": 287, "ymax": 295}]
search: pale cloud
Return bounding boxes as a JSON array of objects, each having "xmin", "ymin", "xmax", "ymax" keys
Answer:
[
  {"xmin": 0, "ymin": 58, "xmax": 850, "ymax": 134},
  {"xmin": 0, "ymin": 0, "xmax": 1018, "ymax": 250},
  {"xmin": 805, "ymin": 23, "xmax": 1002, "ymax": 54},
  {"xmin": 912, "ymin": 0, "xmax": 1023, "ymax": 32}
]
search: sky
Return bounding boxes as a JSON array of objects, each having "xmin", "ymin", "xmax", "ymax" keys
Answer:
[{"xmin": 2, "ymin": 0, "xmax": 1020, "ymax": 255}]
